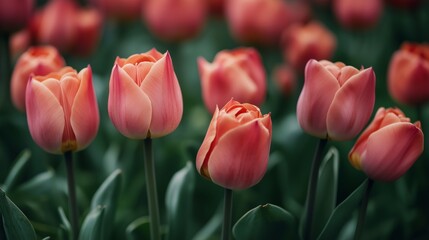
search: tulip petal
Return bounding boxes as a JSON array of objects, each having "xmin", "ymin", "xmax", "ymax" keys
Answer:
[
  {"xmin": 71, "ymin": 66, "xmax": 99, "ymax": 150},
  {"xmin": 108, "ymin": 64, "xmax": 152, "ymax": 139},
  {"xmin": 208, "ymin": 120, "xmax": 271, "ymax": 190},
  {"xmin": 26, "ymin": 79, "xmax": 64, "ymax": 154},
  {"xmin": 297, "ymin": 59, "xmax": 340, "ymax": 138},
  {"xmin": 362, "ymin": 122, "xmax": 424, "ymax": 181},
  {"xmin": 327, "ymin": 67, "xmax": 375, "ymax": 140},
  {"xmin": 140, "ymin": 52, "xmax": 183, "ymax": 138}
]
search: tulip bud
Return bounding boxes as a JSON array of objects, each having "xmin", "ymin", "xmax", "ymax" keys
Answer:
[
  {"xmin": 26, "ymin": 66, "xmax": 99, "ymax": 154},
  {"xmin": 297, "ymin": 59, "xmax": 375, "ymax": 141},
  {"xmin": 0, "ymin": 0, "xmax": 34, "ymax": 33},
  {"xmin": 11, "ymin": 45, "xmax": 65, "ymax": 111},
  {"xmin": 388, "ymin": 43, "xmax": 429, "ymax": 106},
  {"xmin": 333, "ymin": 0, "xmax": 383, "ymax": 29},
  {"xmin": 108, "ymin": 49, "xmax": 183, "ymax": 139},
  {"xmin": 142, "ymin": 0, "xmax": 207, "ymax": 41},
  {"xmin": 349, "ymin": 107, "xmax": 424, "ymax": 181},
  {"xmin": 198, "ymin": 48, "xmax": 266, "ymax": 114},
  {"xmin": 196, "ymin": 99, "xmax": 272, "ymax": 190},
  {"xmin": 281, "ymin": 21, "xmax": 336, "ymax": 70}
]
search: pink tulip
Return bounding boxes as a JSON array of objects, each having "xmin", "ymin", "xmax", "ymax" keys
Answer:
[
  {"xmin": 388, "ymin": 43, "xmax": 429, "ymax": 106},
  {"xmin": 333, "ymin": 0, "xmax": 383, "ymax": 29},
  {"xmin": 349, "ymin": 107, "xmax": 424, "ymax": 181},
  {"xmin": 273, "ymin": 64, "xmax": 296, "ymax": 97},
  {"xmin": 91, "ymin": 0, "xmax": 142, "ymax": 20},
  {"xmin": 71, "ymin": 8, "xmax": 103, "ymax": 56},
  {"xmin": 297, "ymin": 59, "xmax": 375, "ymax": 141},
  {"xmin": 196, "ymin": 99, "xmax": 272, "ymax": 190},
  {"xmin": 26, "ymin": 66, "xmax": 99, "ymax": 154},
  {"xmin": 108, "ymin": 49, "xmax": 183, "ymax": 139},
  {"xmin": 11, "ymin": 45, "xmax": 65, "ymax": 111},
  {"xmin": 198, "ymin": 48, "xmax": 266, "ymax": 114},
  {"xmin": 225, "ymin": 0, "xmax": 289, "ymax": 45},
  {"xmin": 142, "ymin": 0, "xmax": 207, "ymax": 41},
  {"xmin": 0, "ymin": 0, "xmax": 34, "ymax": 33},
  {"xmin": 281, "ymin": 21, "xmax": 336, "ymax": 70}
]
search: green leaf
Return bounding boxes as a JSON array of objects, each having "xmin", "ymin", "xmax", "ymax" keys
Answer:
[
  {"xmin": 125, "ymin": 217, "xmax": 151, "ymax": 240},
  {"xmin": 58, "ymin": 207, "xmax": 71, "ymax": 240},
  {"xmin": 2, "ymin": 150, "xmax": 31, "ymax": 192},
  {"xmin": 78, "ymin": 206, "xmax": 105, "ymax": 240},
  {"xmin": 165, "ymin": 161, "xmax": 195, "ymax": 240},
  {"xmin": 0, "ymin": 188, "xmax": 37, "ymax": 240},
  {"xmin": 191, "ymin": 204, "xmax": 222, "ymax": 240},
  {"xmin": 88, "ymin": 169, "xmax": 122, "ymax": 240},
  {"xmin": 233, "ymin": 204, "xmax": 299, "ymax": 240},
  {"xmin": 317, "ymin": 179, "xmax": 368, "ymax": 240}
]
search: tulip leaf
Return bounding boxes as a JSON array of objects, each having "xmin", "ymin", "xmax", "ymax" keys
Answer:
[
  {"xmin": 78, "ymin": 206, "xmax": 105, "ymax": 240},
  {"xmin": 125, "ymin": 216, "xmax": 151, "ymax": 240},
  {"xmin": 88, "ymin": 169, "xmax": 122, "ymax": 240},
  {"xmin": 0, "ymin": 188, "xmax": 37, "ymax": 240},
  {"xmin": 317, "ymin": 179, "xmax": 368, "ymax": 240},
  {"xmin": 191, "ymin": 204, "xmax": 223, "ymax": 240},
  {"xmin": 2, "ymin": 149, "xmax": 31, "ymax": 192},
  {"xmin": 58, "ymin": 207, "xmax": 71, "ymax": 240},
  {"xmin": 165, "ymin": 161, "xmax": 195, "ymax": 240},
  {"xmin": 232, "ymin": 204, "xmax": 299, "ymax": 240}
]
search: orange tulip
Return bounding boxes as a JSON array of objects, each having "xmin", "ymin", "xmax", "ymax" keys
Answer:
[
  {"xmin": 108, "ymin": 49, "xmax": 183, "ymax": 139},
  {"xmin": 333, "ymin": 0, "xmax": 383, "ymax": 29},
  {"xmin": 388, "ymin": 43, "xmax": 429, "ymax": 106},
  {"xmin": 297, "ymin": 59, "xmax": 375, "ymax": 141},
  {"xmin": 26, "ymin": 66, "xmax": 99, "ymax": 154},
  {"xmin": 0, "ymin": 0, "xmax": 34, "ymax": 33},
  {"xmin": 196, "ymin": 99, "xmax": 272, "ymax": 190},
  {"xmin": 11, "ymin": 45, "xmax": 65, "ymax": 111},
  {"xmin": 349, "ymin": 107, "xmax": 424, "ymax": 181},
  {"xmin": 198, "ymin": 47, "xmax": 266, "ymax": 114}
]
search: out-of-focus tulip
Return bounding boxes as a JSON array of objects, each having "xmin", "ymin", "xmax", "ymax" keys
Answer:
[
  {"xmin": 196, "ymin": 99, "xmax": 272, "ymax": 190},
  {"xmin": 26, "ymin": 66, "xmax": 99, "ymax": 154},
  {"xmin": 142, "ymin": 0, "xmax": 207, "ymax": 41},
  {"xmin": 10, "ymin": 29, "xmax": 32, "ymax": 59},
  {"xmin": 208, "ymin": 0, "xmax": 225, "ymax": 17},
  {"xmin": 282, "ymin": 21, "xmax": 336, "ymax": 70},
  {"xmin": 349, "ymin": 107, "xmax": 424, "ymax": 181},
  {"xmin": 0, "ymin": 0, "xmax": 34, "ymax": 33},
  {"xmin": 273, "ymin": 64, "xmax": 296, "ymax": 97},
  {"xmin": 91, "ymin": 0, "xmax": 142, "ymax": 20},
  {"xmin": 333, "ymin": 0, "xmax": 383, "ymax": 29},
  {"xmin": 225, "ymin": 0, "xmax": 289, "ymax": 46},
  {"xmin": 198, "ymin": 48, "xmax": 266, "ymax": 114},
  {"xmin": 11, "ymin": 45, "xmax": 65, "ymax": 111},
  {"xmin": 388, "ymin": 43, "xmax": 429, "ymax": 106},
  {"xmin": 297, "ymin": 59, "xmax": 376, "ymax": 141},
  {"xmin": 108, "ymin": 49, "xmax": 183, "ymax": 139},
  {"xmin": 71, "ymin": 9, "xmax": 103, "ymax": 56}
]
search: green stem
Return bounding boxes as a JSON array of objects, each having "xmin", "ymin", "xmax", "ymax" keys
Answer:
[
  {"xmin": 221, "ymin": 188, "xmax": 233, "ymax": 240},
  {"xmin": 64, "ymin": 151, "xmax": 79, "ymax": 240},
  {"xmin": 303, "ymin": 138, "xmax": 328, "ymax": 240},
  {"xmin": 354, "ymin": 179, "xmax": 374, "ymax": 240},
  {"xmin": 143, "ymin": 138, "xmax": 161, "ymax": 240},
  {"xmin": 0, "ymin": 33, "xmax": 11, "ymax": 109}
]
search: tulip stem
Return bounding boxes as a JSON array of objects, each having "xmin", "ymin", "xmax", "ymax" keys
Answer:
[
  {"xmin": 354, "ymin": 178, "xmax": 374, "ymax": 240},
  {"xmin": 222, "ymin": 188, "xmax": 233, "ymax": 240},
  {"xmin": 0, "ymin": 33, "xmax": 11, "ymax": 109},
  {"xmin": 303, "ymin": 138, "xmax": 327, "ymax": 240},
  {"xmin": 143, "ymin": 138, "xmax": 161, "ymax": 240},
  {"xmin": 64, "ymin": 151, "xmax": 79, "ymax": 240}
]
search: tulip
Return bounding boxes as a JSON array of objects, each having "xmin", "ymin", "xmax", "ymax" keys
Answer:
[
  {"xmin": 11, "ymin": 45, "xmax": 65, "ymax": 111},
  {"xmin": 297, "ymin": 59, "xmax": 375, "ymax": 141},
  {"xmin": 71, "ymin": 8, "xmax": 103, "ymax": 56},
  {"xmin": 108, "ymin": 49, "xmax": 183, "ymax": 139},
  {"xmin": 225, "ymin": 0, "xmax": 289, "ymax": 46},
  {"xmin": 0, "ymin": 0, "xmax": 34, "ymax": 33},
  {"xmin": 26, "ymin": 66, "xmax": 99, "ymax": 154},
  {"xmin": 333, "ymin": 0, "xmax": 383, "ymax": 29},
  {"xmin": 388, "ymin": 43, "xmax": 429, "ymax": 106},
  {"xmin": 198, "ymin": 47, "xmax": 266, "ymax": 114},
  {"xmin": 349, "ymin": 107, "xmax": 424, "ymax": 181},
  {"xmin": 142, "ymin": 0, "xmax": 207, "ymax": 41},
  {"xmin": 281, "ymin": 21, "xmax": 336, "ymax": 70},
  {"xmin": 273, "ymin": 64, "xmax": 296, "ymax": 97},
  {"xmin": 91, "ymin": 0, "xmax": 142, "ymax": 20},
  {"xmin": 196, "ymin": 99, "xmax": 272, "ymax": 190}
]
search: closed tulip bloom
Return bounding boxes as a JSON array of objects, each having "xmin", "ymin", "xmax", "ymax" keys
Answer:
[
  {"xmin": 11, "ymin": 45, "xmax": 65, "ymax": 111},
  {"xmin": 198, "ymin": 48, "xmax": 266, "ymax": 114},
  {"xmin": 108, "ymin": 49, "xmax": 183, "ymax": 139},
  {"xmin": 0, "ymin": 0, "xmax": 34, "ymax": 33},
  {"xmin": 26, "ymin": 66, "xmax": 99, "ymax": 154},
  {"xmin": 349, "ymin": 108, "xmax": 424, "ymax": 181},
  {"xmin": 297, "ymin": 59, "xmax": 375, "ymax": 141},
  {"xmin": 388, "ymin": 43, "xmax": 429, "ymax": 106},
  {"xmin": 71, "ymin": 8, "xmax": 103, "ymax": 56},
  {"xmin": 333, "ymin": 0, "xmax": 383, "ymax": 29},
  {"xmin": 196, "ymin": 100, "xmax": 272, "ymax": 190}
]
